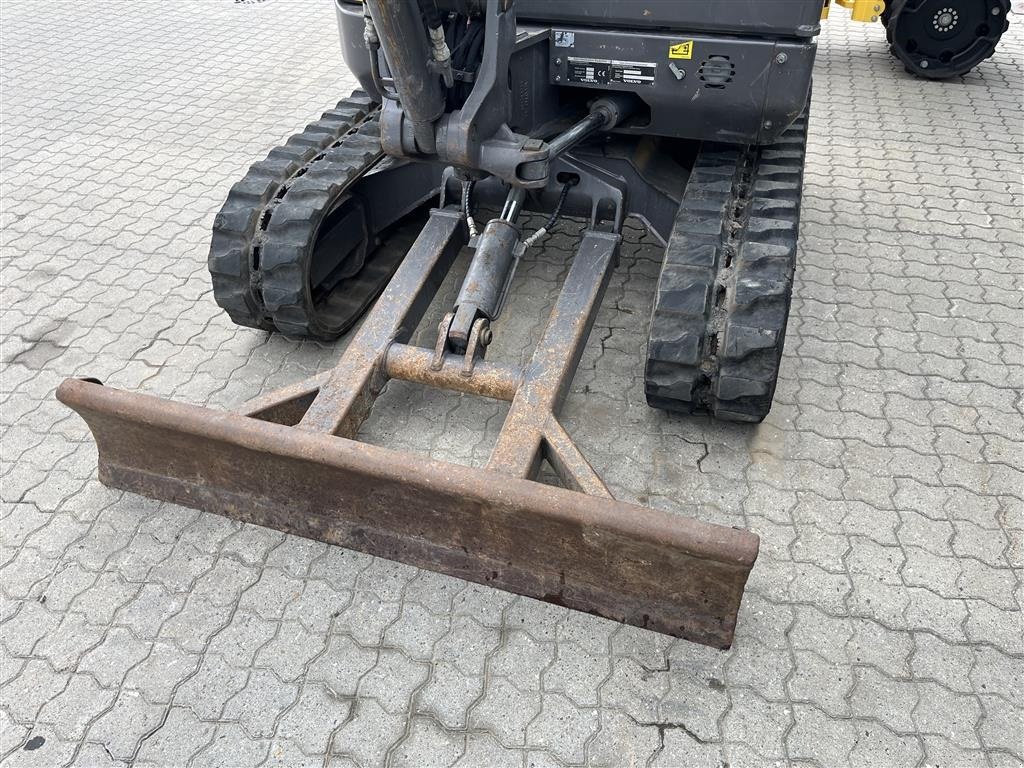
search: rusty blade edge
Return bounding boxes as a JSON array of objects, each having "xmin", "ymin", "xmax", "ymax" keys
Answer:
[
  {"xmin": 57, "ymin": 377, "xmax": 760, "ymax": 647},
  {"xmin": 57, "ymin": 379, "xmax": 759, "ymax": 565}
]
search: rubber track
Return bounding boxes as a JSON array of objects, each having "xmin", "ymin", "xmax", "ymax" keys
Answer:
[
  {"xmin": 258, "ymin": 120, "xmax": 390, "ymax": 339},
  {"xmin": 645, "ymin": 107, "xmax": 808, "ymax": 423},
  {"xmin": 207, "ymin": 92, "xmax": 378, "ymax": 330}
]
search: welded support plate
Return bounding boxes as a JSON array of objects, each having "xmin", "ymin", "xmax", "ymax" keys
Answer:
[{"xmin": 58, "ymin": 378, "xmax": 759, "ymax": 648}]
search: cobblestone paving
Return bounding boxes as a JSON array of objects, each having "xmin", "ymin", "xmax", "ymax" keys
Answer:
[{"xmin": 2, "ymin": 2, "xmax": 1022, "ymax": 766}]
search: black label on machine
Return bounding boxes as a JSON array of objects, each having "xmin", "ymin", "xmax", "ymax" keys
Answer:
[{"xmin": 566, "ymin": 57, "xmax": 656, "ymax": 86}]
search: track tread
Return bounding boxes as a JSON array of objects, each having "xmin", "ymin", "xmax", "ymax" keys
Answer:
[
  {"xmin": 258, "ymin": 123, "xmax": 391, "ymax": 340},
  {"xmin": 207, "ymin": 92, "xmax": 377, "ymax": 330},
  {"xmin": 645, "ymin": 104, "xmax": 809, "ymax": 423}
]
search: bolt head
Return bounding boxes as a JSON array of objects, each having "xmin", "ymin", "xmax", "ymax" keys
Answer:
[
  {"xmin": 554, "ymin": 74, "xmax": 561, "ymax": 82},
  {"xmin": 920, "ymin": 59, "xmax": 929, "ymax": 67},
  {"xmin": 775, "ymin": 52, "xmax": 788, "ymax": 64},
  {"xmin": 871, "ymin": 14, "xmax": 878, "ymax": 21},
  {"xmin": 991, "ymin": 6, "xmax": 1001, "ymax": 13},
  {"xmin": 763, "ymin": 120, "xmax": 773, "ymax": 128},
  {"xmin": 555, "ymin": 57, "xmax": 562, "ymax": 65}
]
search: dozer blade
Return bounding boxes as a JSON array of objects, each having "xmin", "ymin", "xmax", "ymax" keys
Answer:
[
  {"xmin": 58, "ymin": 379, "xmax": 757, "ymax": 647},
  {"xmin": 58, "ymin": 207, "xmax": 759, "ymax": 649}
]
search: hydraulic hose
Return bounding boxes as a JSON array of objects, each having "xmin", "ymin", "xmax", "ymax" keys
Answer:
[{"xmin": 363, "ymin": 0, "xmax": 445, "ymax": 153}]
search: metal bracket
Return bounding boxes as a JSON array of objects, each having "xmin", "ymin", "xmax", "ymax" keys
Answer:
[{"xmin": 461, "ymin": 317, "xmax": 491, "ymax": 377}]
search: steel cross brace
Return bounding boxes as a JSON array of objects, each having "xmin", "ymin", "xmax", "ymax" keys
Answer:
[{"xmin": 57, "ymin": 206, "xmax": 758, "ymax": 648}]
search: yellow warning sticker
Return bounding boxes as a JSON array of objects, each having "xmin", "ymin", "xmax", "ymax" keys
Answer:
[{"xmin": 669, "ymin": 41, "xmax": 693, "ymax": 60}]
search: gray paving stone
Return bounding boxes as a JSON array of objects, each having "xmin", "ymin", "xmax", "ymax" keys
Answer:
[
  {"xmin": 526, "ymin": 692, "xmax": 600, "ymax": 764},
  {"xmin": 76, "ymin": 627, "xmax": 151, "ymax": 688},
  {"xmin": 328, "ymin": 697, "xmax": 406, "ymax": 766},
  {"xmin": 85, "ymin": 689, "xmax": 165, "ymax": 761},
  {"xmin": 919, "ymin": 735, "xmax": 989, "ymax": 768},
  {"xmin": 191, "ymin": 723, "xmax": 269, "ymax": 768},
  {"xmin": 358, "ymin": 648, "xmax": 430, "ymax": 716},
  {"xmin": 542, "ymin": 641, "xmax": 610, "ymax": 708},
  {"xmin": 122, "ymin": 641, "xmax": 200, "ymax": 704},
  {"xmin": 220, "ymin": 526, "xmax": 286, "ymax": 567},
  {"xmin": 977, "ymin": 694, "xmax": 1024, "ymax": 759},
  {"xmin": 725, "ymin": 639, "xmax": 793, "ymax": 702},
  {"xmin": 0, "ymin": 725, "xmax": 77, "ymax": 768},
  {"xmin": 488, "ymin": 630, "xmax": 555, "ymax": 690},
  {"xmin": 384, "ymin": 603, "xmax": 452, "ymax": 661},
  {"xmin": 469, "ymin": 676, "xmax": 543, "ymax": 747},
  {"xmin": 414, "ymin": 661, "xmax": 484, "ymax": 731},
  {"xmin": 260, "ymin": 739, "xmax": 323, "ymax": 768},
  {"xmin": 599, "ymin": 658, "xmax": 669, "ymax": 721},
  {"xmin": 68, "ymin": 573, "xmax": 139, "ymax": 625},
  {"xmin": 35, "ymin": 673, "xmax": 116, "ymax": 741},
  {"xmin": 156, "ymin": 594, "xmax": 234, "ymax": 654},
  {"xmin": 133, "ymin": 706, "xmax": 214, "ymax": 767},
  {"xmin": 111, "ymin": 583, "xmax": 185, "ymax": 641},
  {"xmin": 0, "ymin": 549, "xmax": 57, "ymax": 601},
  {"xmin": 847, "ymin": 720, "xmax": 924, "ymax": 768},
  {"xmin": 846, "ymin": 619, "xmax": 913, "ymax": 678},
  {"xmin": 584, "ymin": 710, "xmax": 660, "ymax": 768},
  {"xmin": 388, "ymin": 716, "xmax": 463, "ymax": 768},
  {"xmin": 721, "ymin": 689, "xmax": 792, "ymax": 762},
  {"xmin": 786, "ymin": 649, "xmax": 853, "ymax": 716},
  {"xmin": 332, "ymin": 592, "xmax": 402, "ymax": 647},
  {"xmin": 850, "ymin": 665, "xmax": 918, "ymax": 732},
  {"xmin": 274, "ymin": 683, "xmax": 350, "ymax": 756},
  {"xmin": 222, "ymin": 668, "xmax": 300, "ymax": 739},
  {"xmin": 651, "ymin": 729, "xmax": 724, "ymax": 768},
  {"xmin": 190, "ymin": 557, "xmax": 261, "ymax": 608},
  {"xmin": 788, "ymin": 605, "xmax": 852, "ymax": 664},
  {"xmin": 913, "ymin": 681, "xmax": 983, "ymax": 749},
  {"xmin": 306, "ymin": 634, "xmax": 378, "ymax": 698},
  {"xmin": 455, "ymin": 733, "xmax": 520, "ymax": 768},
  {"xmin": 69, "ymin": 742, "xmax": 130, "ymax": 768},
  {"xmin": 253, "ymin": 621, "xmax": 326, "ymax": 682},
  {"xmin": 911, "ymin": 632, "xmax": 974, "ymax": 693},
  {"xmin": 0, "ymin": 707, "xmax": 29, "ymax": 755},
  {"xmin": 786, "ymin": 703, "xmax": 857, "ymax": 766},
  {"xmin": 433, "ymin": 615, "xmax": 501, "ymax": 676},
  {"xmin": 970, "ymin": 645, "xmax": 1023, "ymax": 706},
  {"xmin": 0, "ymin": 601, "xmax": 60, "ymax": 657},
  {"xmin": 2, "ymin": 659, "xmax": 67, "ymax": 725},
  {"xmin": 172, "ymin": 653, "xmax": 249, "ymax": 722},
  {"xmin": 207, "ymin": 611, "xmax": 278, "ymax": 670},
  {"xmin": 281, "ymin": 579, "xmax": 351, "ymax": 635},
  {"xmin": 658, "ymin": 651, "xmax": 729, "ymax": 745}
]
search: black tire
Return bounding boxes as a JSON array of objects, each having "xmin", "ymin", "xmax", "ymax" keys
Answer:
[
  {"xmin": 645, "ymin": 104, "xmax": 808, "ymax": 423},
  {"xmin": 886, "ymin": 0, "xmax": 1010, "ymax": 79},
  {"xmin": 207, "ymin": 93, "xmax": 378, "ymax": 330}
]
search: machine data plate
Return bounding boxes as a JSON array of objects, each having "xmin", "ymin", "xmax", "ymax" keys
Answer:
[{"xmin": 566, "ymin": 57, "xmax": 656, "ymax": 86}]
